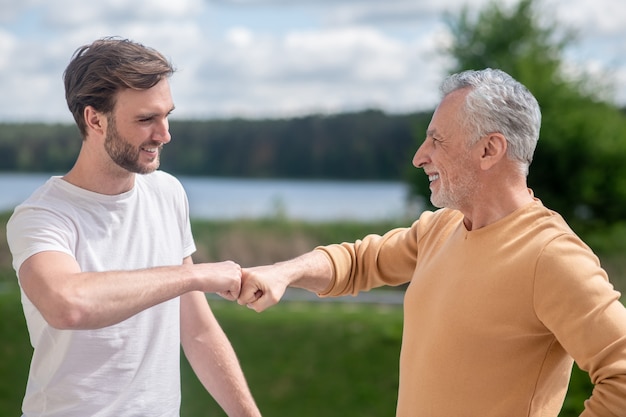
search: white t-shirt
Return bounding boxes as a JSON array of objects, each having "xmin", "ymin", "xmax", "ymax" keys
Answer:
[{"xmin": 7, "ymin": 171, "xmax": 196, "ymax": 417}]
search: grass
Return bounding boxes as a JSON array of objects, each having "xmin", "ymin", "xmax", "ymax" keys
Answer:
[
  {"xmin": 0, "ymin": 283, "xmax": 593, "ymax": 417},
  {"xmin": 189, "ymin": 217, "xmax": 408, "ymax": 267},
  {"xmin": 0, "ymin": 281, "xmax": 403, "ymax": 417},
  {"xmin": 0, "ymin": 287, "xmax": 31, "ymax": 416},
  {"xmin": 1, "ymin": 212, "xmax": 622, "ymax": 416},
  {"xmin": 182, "ymin": 300, "xmax": 403, "ymax": 417}
]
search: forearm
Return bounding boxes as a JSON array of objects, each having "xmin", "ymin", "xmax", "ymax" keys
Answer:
[
  {"xmin": 59, "ymin": 266, "xmax": 197, "ymax": 329},
  {"xmin": 277, "ymin": 249, "xmax": 335, "ymax": 294},
  {"xmin": 238, "ymin": 250, "xmax": 334, "ymax": 312},
  {"xmin": 181, "ymin": 292, "xmax": 261, "ymax": 416},
  {"xmin": 580, "ymin": 374, "xmax": 626, "ymax": 417},
  {"xmin": 19, "ymin": 253, "xmax": 240, "ymax": 330}
]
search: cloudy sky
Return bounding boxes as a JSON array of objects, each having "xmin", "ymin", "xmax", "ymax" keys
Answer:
[{"xmin": 1, "ymin": 0, "xmax": 625, "ymax": 123}]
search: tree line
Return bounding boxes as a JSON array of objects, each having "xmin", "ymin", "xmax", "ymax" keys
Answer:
[{"xmin": 0, "ymin": 109, "xmax": 429, "ymax": 181}]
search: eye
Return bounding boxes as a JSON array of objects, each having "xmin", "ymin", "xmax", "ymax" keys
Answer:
[{"xmin": 136, "ymin": 115, "xmax": 156, "ymax": 124}]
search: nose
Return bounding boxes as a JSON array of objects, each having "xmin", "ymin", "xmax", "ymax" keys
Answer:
[
  {"xmin": 412, "ymin": 140, "xmax": 430, "ymax": 168},
  {"xmin": 155, "ymin": 117, "xmax": 171, "ymax": 144}
]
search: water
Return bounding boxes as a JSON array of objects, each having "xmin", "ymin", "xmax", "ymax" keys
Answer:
[{"xmin": 0, "ymin": 172, "xmax": 419, "ymax": 222}]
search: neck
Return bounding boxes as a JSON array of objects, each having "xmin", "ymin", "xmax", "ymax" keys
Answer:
[
  {"xmin": 63, "ymin": 146, "xmax": 136, "ymax": 195},
  {"xmin": 461, "ymin": 181, "xmax": 533, "ymax": 231}
]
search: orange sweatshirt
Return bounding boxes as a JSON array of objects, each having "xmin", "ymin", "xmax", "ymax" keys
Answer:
[{"xmin": 316, "ymin": 199, "xmax": 626, "ymax": 416}]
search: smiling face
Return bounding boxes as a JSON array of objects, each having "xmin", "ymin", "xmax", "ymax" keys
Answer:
[
  {"xmin": 103, "ymin": 78, "xmax": 174, "ymax": 175},
  {"xmin": 412, "ymin": 89, "xmax": 482, "ymax": 211}
]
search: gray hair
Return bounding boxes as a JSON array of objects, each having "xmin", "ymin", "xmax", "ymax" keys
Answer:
[{"xmin": 441, "ymin": 68, "xmax": 541, "ymax": 175}]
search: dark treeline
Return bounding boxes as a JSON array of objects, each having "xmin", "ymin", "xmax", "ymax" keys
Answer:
[
  {"xmin": 0, "ymin": 123, "xmax": 81, "ymax": 173},
  {"xmin": 0, "ymin": 109, "xmax": 432, "ymax": 182}
]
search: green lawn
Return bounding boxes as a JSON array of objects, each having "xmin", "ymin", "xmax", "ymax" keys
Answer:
[
  {"xmin": 184, "ymin": 299, "xmax": 403, "ymax": 416},
  {"xmin": 0, "ymin": 283, "xmax": 592, "ymax": 417},
  {"xmin": 0, "ymin": 288, "xmax": 31, "ymax": 416}
]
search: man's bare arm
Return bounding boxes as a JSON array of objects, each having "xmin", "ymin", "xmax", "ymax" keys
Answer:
[{"xmin": 18, "ymin": 251, "xmax": 241, "ymax": 329}]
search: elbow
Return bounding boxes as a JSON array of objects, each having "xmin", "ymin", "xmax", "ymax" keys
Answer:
[
  {"xmin": 47, "ymin": 308, "xmax": 86, "ymax": 330},
  {"xmin": 18, "ymin": 264, "xmax": 97, "ymax": 329},
  {"xmin": 41, "ymin": 291, "xmax": 91, "ymax": 330}
]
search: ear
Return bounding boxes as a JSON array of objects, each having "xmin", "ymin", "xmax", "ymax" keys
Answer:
[
  {"xmin": 478, "ymin": 133, "xmax": 507, "ymax": 170},
  {"xmin": 83, "ymin": 106, "xmax": 107, "ymax": 138}
]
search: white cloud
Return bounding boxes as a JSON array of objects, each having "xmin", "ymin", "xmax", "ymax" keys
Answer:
[
  {"xmin": 41, "ymin": 0, "xmax": 204, "ymax": 28},
  {"xmin": 549, "ymin": 0, "xmax": 626, "ymax": 36},
  {"xmin": 167, "ymin": 24, "xmax": 448, "ymax": 119},
  {"xmin": 0, "ymin": 0, "xmax": 624, "ymax": 122},
  {"xmin": 0, "ymin": 0, "xmax": 41, "ymax": 24},
  {"xmin": 0, "ymin": 31, "xmax": 17, "ymax": 71}
]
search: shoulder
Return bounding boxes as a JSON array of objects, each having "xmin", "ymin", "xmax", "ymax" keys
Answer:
[
  {"xmin": 427, "ymin": 208, "xmax": 464, "ymax": 224},
  {"xmin": 412, "ymin": 208, "xmax": 464, "ymax": 234},
  {"xmin": 135, "ymin": 171, "xmax": 187, "ymax": 198},
  {"xmin": 15, "ymin": 176, "xmax": 66, "ymax": 205},
  {"xmin": 520, "ymin": 201, "xmax": 582, "ymax": 246},
  {"xmin": 134, "ymin": 172, "xmax": 191, "ymax": 219},
  {"xmin": 523, "ymin": 202, "xmax": 605, "ymax": 287},
  {"xmin": 7, "ymin": 179, "xmax": 78, "ymax": 269},
  {"xmin": 8, "ymin": 177, "xmax": 74, "ymax": 225},
  {"xmin": 138, "ymin": 170, "xmax": 184, "ymax": 188}
]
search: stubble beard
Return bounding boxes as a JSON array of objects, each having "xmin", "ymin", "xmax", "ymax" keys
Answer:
[
  {"xmin": 430, "ymin": 161, "xmax": 480, "ymax": 211},
  {"xmin": 104, "ymin": 119, "xmax": 161, "ymax": 175},
  {"xmin": 430, "ymin": 181, "xmax": 476, "ymax": 210}
]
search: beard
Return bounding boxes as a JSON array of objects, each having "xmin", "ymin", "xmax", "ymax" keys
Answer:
[
  {"xmin": 104, "ymin": 118, "xmax": 162, "ymax": 175},
  {"xmin": 430, "ymin": 177, "xmax": 478, "ymax": 210},
  {"xmin": 430, "ymin": 157, "xmax": 480, "ymax": 211}
]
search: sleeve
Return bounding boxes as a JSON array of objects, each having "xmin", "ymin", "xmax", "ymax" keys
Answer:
[
  {"xmin": 315, "ymin": 211, "xmax": 445, "ymax": 297},
  {"xmin": 177, "ymin": 181, "xmax": 196, "ymax": 259},
  {"xmin": 6, "ymin": 206, "xmax": 76, "ymax": 275},
  {"xmin": 533, "ymin": 233, "xmax": 626, "ymax": 417},
  {"xmin": 158, "ymin": 171, "xmax": 196, "ymax": 260}
]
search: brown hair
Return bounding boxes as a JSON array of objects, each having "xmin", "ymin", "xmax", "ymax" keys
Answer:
[{"xmin": 63, "ymin": 37, "xmax": 175, "ymax": 137}]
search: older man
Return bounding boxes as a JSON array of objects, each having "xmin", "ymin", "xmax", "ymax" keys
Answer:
[{"xmin": 238, "ymin": 68, "xmax": 626, "ymax": 417}]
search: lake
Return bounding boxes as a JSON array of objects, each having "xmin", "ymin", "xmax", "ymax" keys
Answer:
[{"xmin": 0, "ymin": 173, "xmax": 421, "ymax": 222}]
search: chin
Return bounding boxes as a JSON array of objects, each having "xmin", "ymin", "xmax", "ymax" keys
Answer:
[
  {"xmin": 142, "ymin": 160, "xmax": 160, "ymax": 174},
  {"xmin": 134, "ymin": 164, "xmax": 159, "ymax": 175}
]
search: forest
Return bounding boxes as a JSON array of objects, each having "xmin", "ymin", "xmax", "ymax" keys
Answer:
[{"xmin": 0, "ymin": 109, "xmax": 429, "ymax": 181}]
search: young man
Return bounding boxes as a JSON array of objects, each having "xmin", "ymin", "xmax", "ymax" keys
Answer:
[
  {"xmin": 238, "ymin": 69, "xmax": 626, "ymax": 416},
  {"xmin": 7, "ymin": 37, "xmax": 261, "ymax": 417}
]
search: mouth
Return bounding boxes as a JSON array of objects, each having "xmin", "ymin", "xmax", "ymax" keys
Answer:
[
  {"xmin": 427, "ymin": 173, "xmax": 440, "ymax": 183},
  {"xmin": 141, "ymin": 145, "xmax": 161, "ymax": 155}
]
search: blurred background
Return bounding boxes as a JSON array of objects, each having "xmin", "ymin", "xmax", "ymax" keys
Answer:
[{"xmin": 1, "ymin": 0, "xmax": 625, "ymax": 416}]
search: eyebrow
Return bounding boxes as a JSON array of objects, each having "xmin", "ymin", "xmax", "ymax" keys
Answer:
[{"xmin": 136, "ymin": 106, "xmax": 175, "ymax": 120}]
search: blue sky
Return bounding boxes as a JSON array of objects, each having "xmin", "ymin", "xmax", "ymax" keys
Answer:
[{"xmin": 1, "ymin": 0, "xmax": 624, "ymax": 123}]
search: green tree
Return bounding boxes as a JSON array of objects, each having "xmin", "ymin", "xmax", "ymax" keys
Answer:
[{"xmin": 412, "ymin": 0, "xmax": 626, "ymax": 229}]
